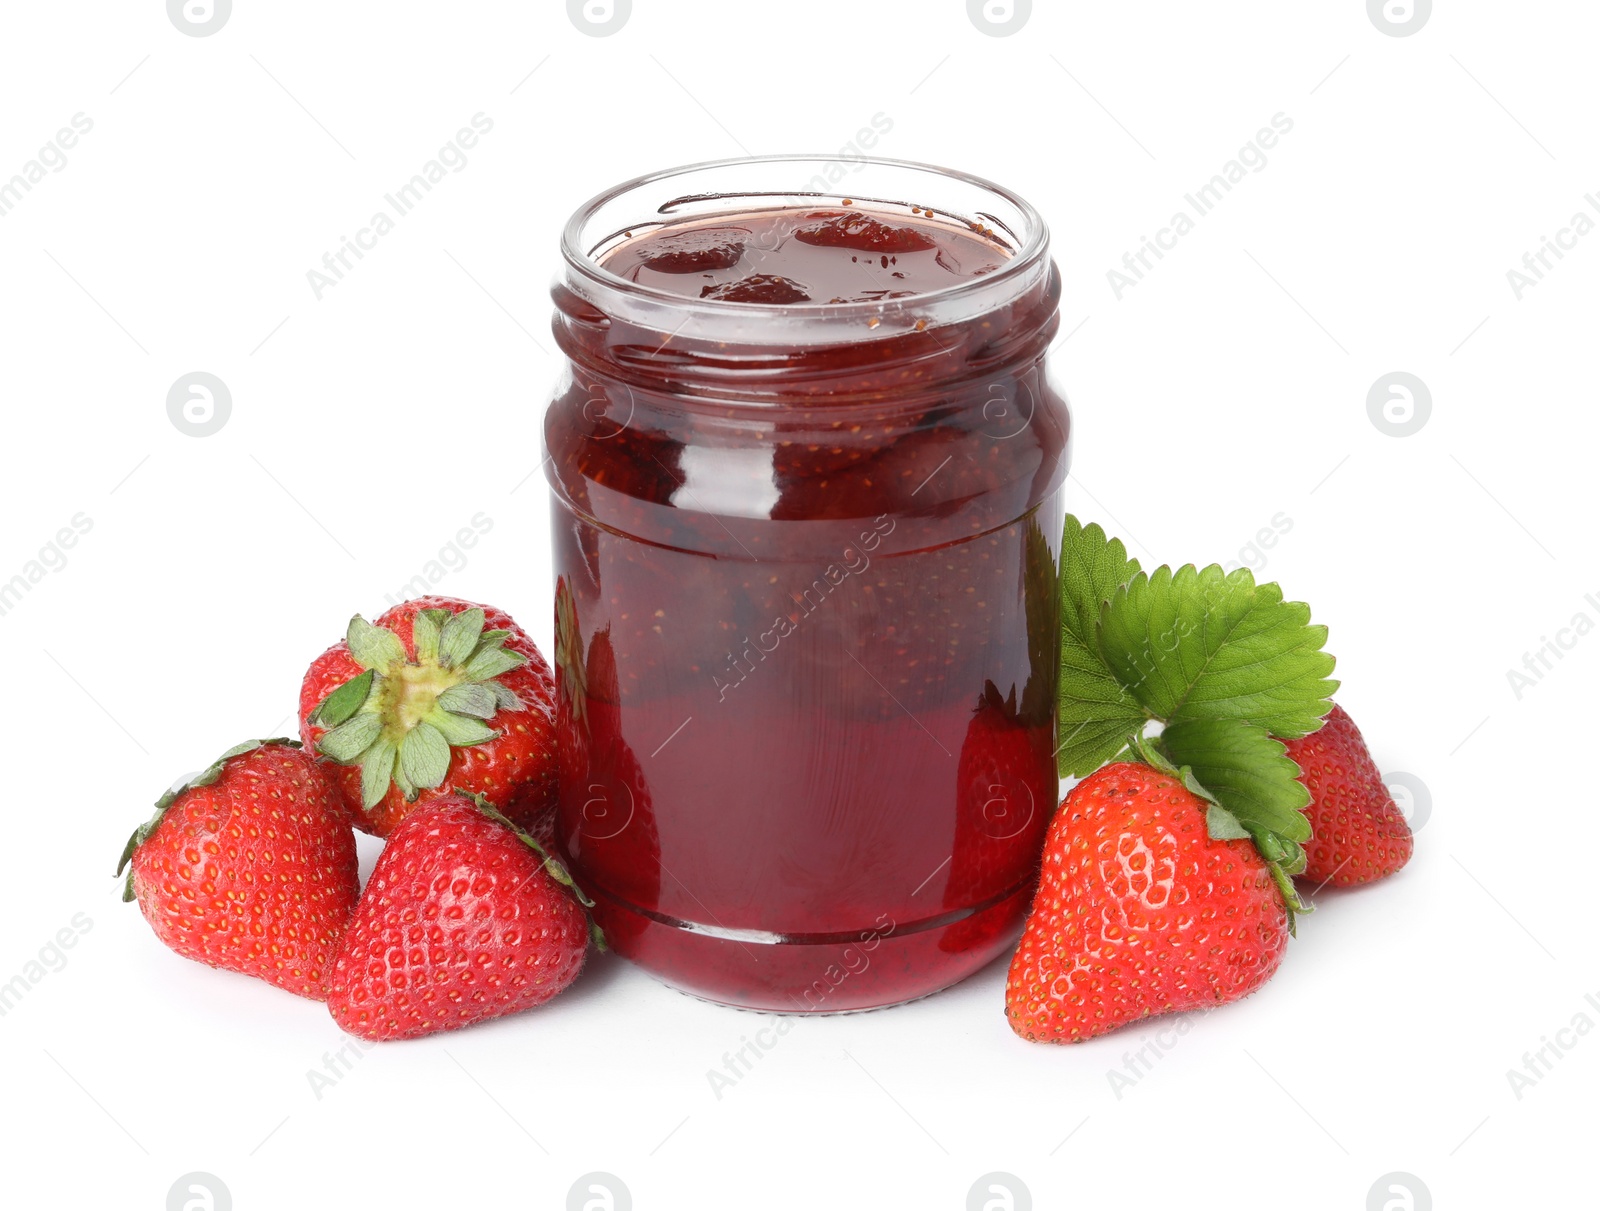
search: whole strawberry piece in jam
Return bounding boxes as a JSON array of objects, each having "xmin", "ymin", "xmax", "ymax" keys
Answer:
[
  {"xmin": 1279, "ymin": 704, "xmax": 1413, "ymax": 887},
  {"xmin": 793, "ymin": 211, "xmax": 937, "ymax": 253},
  {"xmin": 637, "ymin": 227, "xmax": 748, "ymax": 274},
  {"xmin": 117, "ymin": 739, "xmax": 359, "ymax": 1000},
  {"xmin": 325, "ymin": 792, "xmax": 592, "ymax": 1041},
  {"xmin": 700, "ymin": 274, "xmax": 813, "ymax": 303},
  {"xmin": 1005, "ymin": 760, "xmax": 1290, "ymax": 1043},
  {"xmin": 299, "ymin": 596, "xmax": 558, "ymax": 837}
]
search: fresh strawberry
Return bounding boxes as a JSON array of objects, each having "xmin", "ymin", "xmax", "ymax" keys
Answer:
[
  {"xmin": 298, "ymin": 596, "xmax": 559, "ymax": 837},
  {"xmin": 117, "ymin": 739, "xmax": 358, "ymax": 1001},
  {"xmin": 1005, "ymin": 760, "xmax": 1289, "ymax": 1044},
  {"xmin": 325, "ymin": 792, "xmax": 591, "ymax": 1041},
  {"xmin": 1279, "ymin": 703, "xmax": 1413, "ymax": 887}
]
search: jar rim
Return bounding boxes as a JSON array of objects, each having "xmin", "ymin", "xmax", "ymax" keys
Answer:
[{"xmin": 559, "ymin": 154, "xmax": 1050, "ymax": 339}]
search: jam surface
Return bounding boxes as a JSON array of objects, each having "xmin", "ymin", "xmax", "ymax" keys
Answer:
[
  {"xmin": 601, "ymin": 206, "xmax": 1006, "ymax": 304},
  {"xmin": 548, "ymin": 200, "xmax": 1068, "ymax": 1011}
]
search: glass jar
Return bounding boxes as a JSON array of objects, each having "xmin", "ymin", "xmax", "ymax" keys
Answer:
[{"xmin": 545, "ymin": 157, "xmax": 1069, "ymax": 1012}]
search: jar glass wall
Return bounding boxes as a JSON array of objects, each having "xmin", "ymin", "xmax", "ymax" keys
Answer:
[{"xmin": 545, "ymin": 157, "xmax": 1069, "ymax": 1011}]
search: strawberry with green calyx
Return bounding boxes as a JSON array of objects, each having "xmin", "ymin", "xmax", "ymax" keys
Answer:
[
  {"xmin": 1005, "ymin": 753, "xmax": 1290, "ymax": 1044},
  {"xmin": 1053, "ymin": 517, "xmax": 1335, "ymax": 914},
  {"xmin": 325, "ymin": 790, "xmax": 596, "ymax": 1042},
  {"xmin": 1279, "ymin": 703, "xmax": 1414, "ymax": 887},
  {"xmin": 117, "ymin": 739, "xmax": 359, "ymax": 1000},
  {"xmin": 299, "ymin": 596, "xmax": 559, "ymax": 837}
]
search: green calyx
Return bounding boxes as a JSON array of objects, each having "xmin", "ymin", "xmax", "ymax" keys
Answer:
[
  {"xmin": 458, "ymin": 791, "xmax": 608, "ymax": 953},
  {"xmin": 1057, "ymin": 516, "xmax": 1336, "ymax": 923},
  {"xmin": 115, "ymin": 737, "xmax": 301, "ymax": 902},
  {"xmin": 311, "ymin": 608, "xmax": 527, "ymax": 811}
]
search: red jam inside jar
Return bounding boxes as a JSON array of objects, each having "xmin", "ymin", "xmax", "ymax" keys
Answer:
[{"xmin": 546, "ymin": 158, "xmax": 1069, "ymax": 1012}]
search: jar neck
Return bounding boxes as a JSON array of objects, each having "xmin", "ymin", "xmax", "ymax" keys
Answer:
[
  {"xmin": 552, "ymin": 259, "xmax": 1061, "ymax": 406},
  {"xmin": 553, "ymin": 156, "xmax": 1057, "ymax": 404}
]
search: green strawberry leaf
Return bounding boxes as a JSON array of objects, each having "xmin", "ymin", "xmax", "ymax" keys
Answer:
[
  {"xmin": 412, "ymin": 609, "xmax": 449, "ymax": 664},
  {"xmin": 1158, "ymin": 719, "xmax": 1311, "ymax": 844},
  {"xmin": 438, "ymin": 683, "xmax": 498, "ymax": 719},
  {"xmin": 360, "ymin": 735, "xmax": 397, "ymax": 810},
  {"xmin": 462, "ymin": 644, "xmax": 525, "ymax": 683},
  {"xmin": 439, "ymin": 608, "xmax": 486, "ymax": 668},
  {"xmin": 1097, "ymin": 564, "xmax": 1337, "ymax": 739},
  {"xmin": 1204, "ymin": 801, "xmax": 1252, "ymax": 840},
  {"xmin": 1156, "ymin": 718, "xmax": 1312, "ymax": 920},
  {"xmin": 1056, "ymin": 516, "xmax": 1147, "ymax": 777},
  {"xmin": 399, "ymin": 721, "xmax": 451, "ymax": 791},
  {"xmin": 311, "ymin": 669, "xmax": 375, "ymax": 729},
  {"xmin": 347, "ymin": 615, "xmax": 406, "ymax": 672},
  {"xmin": 425, "ymin": 709, "xmax": 499, "ymax": 747},
  {"xmin": 319, "ymin": 712, "xmax": 382, "ymax": 764}
]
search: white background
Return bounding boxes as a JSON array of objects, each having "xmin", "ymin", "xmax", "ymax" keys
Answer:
[{"xmin": 2, "ymin": 2, "xmax": 1594, "ymax": 1208}]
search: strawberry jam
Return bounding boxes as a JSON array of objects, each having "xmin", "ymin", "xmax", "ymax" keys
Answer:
[{"xmin": 546, "ymin": 158, "xmax": 1068, "ymax": 1011}]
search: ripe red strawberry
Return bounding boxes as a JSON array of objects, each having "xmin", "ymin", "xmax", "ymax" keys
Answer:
[
  {"xmin": 1279, "ymin": 703, "xmax": 1413, "ymax": 887},
  {"xmin": 1005, "ymin": 761, "xmax": 1289, "ymax": 1044},
  {"xmin": 299, "ymin": 596, "xmax": 559, "ymax": 837},
  {"xmin": 325, "ymin": 792, "xmax": 590, "ymax": 1041},
  {"xmin": 117, "ymin": 739, "xmax": 359, "ymax": 1000}
]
